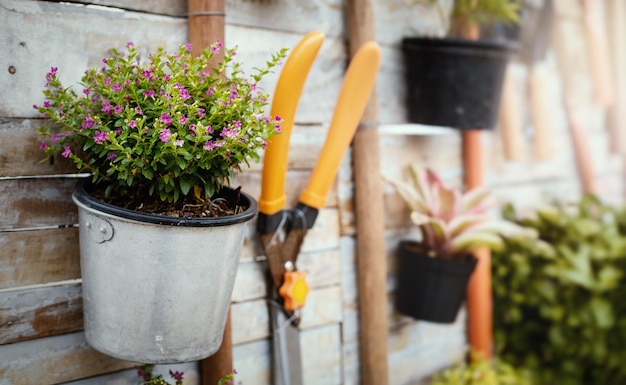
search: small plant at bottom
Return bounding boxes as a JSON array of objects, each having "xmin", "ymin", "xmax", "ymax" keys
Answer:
[
  {"xmin": 136, "ymin": 365, "xmax": 237, "ymax": 385},
  {"xmin": 430, "ymin": 351, "xmax": 532, "ymax": 385}
]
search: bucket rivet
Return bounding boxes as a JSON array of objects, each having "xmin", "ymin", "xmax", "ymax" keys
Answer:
[
  {"xmin": 86, "ymin": 222, "xmax": 91, "ymax": 228},
  {"xmin": 100, "ymin": 227, "xmax": 106, "ymax": 234}
]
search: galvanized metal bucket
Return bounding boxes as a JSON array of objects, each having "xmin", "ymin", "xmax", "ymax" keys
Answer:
[{"xmin": 72, "ymin": 181, "xmax": 257, "ymax": 363}]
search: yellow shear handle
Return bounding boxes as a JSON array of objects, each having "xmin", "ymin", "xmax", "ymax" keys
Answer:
[
  {"xmin": 259, "ymin": 31, "xmax": 325, "ymax": 215},
  {"xmin": 299, "ymin": 41, "xmax": 382, "ymax": 209}
]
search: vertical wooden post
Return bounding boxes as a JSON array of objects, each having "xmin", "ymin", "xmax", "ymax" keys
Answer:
[
  {"xmin": 186, "ymin": 1, "xmax": 233, "ymax": 383},
  {"xmin": 347, "ymin": 0, "xmax": 390, "ymax": 384}
]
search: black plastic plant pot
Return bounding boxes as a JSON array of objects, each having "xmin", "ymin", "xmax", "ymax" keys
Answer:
[
  {"xmin": 395, "ymin": 240, "xmax": 478, "ymax": 323},
  {"xmin": 402, "ymin": 37, "xmax": 515, "ymax": 130}
]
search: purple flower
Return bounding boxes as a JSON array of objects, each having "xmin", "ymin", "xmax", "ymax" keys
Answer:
[
  {"xmin": 185, "ymin": 43, "xmax": 192, "ymax": 52},
  {"xmin": 160, "ymin": 128, "xmax": 172, "ymax": 143},
  {"xmin": 43, "ymin": 101, "xmax": 51, "ymax": 108},
  {"xmin": 143, "ymin": 90, "xmax": 155, "ymax": 98},
  {"xmin": 111, "ymin": 83, "xmax": 122, "ymax": 92},
  {"xmin": 107, "ymin": 152, "xmax": 117, "ymax": 160},
  {"xmin": 221, "ymin": 127, "xmax": 238, "ymax": 139},
  {"xmin": 174, "ymin": 140, "xmax": 184, "ymax": 147},
  {"xmin": 198, "ymin": 108, "xmax": 205, "ymax": 117},
  {"xmin": 51, "ymin": 133, "xmax": 62, "ymax": 142},
  {"xmin": 179, "ymin": 115, "xmax": 188, "ymax": 125},
  {"xmin": 135, "ymin": 107, "xmax": 143, "ymax": 115},
  {"xmin": 101, "ymin": 101, "xmax": 113, "ymax": 114},
  {"xmin": 81, "ymin": 115, "xmax": 95, "ymax": 129},
  {"xmin": 61, "ymin": 145, "xmax": 72, "ymax": 158},
  {"xmin": 206, "ymin": 87, "xmax": 215, "ymax": 96},
  {"xmin": 82, "ymin": 88, "xmax": 90, "ymax": 95},
  {"xmin": 129, "ymin": 120, "xmax": 137, "ymax": 128},
  {"xmin": 39, "ymin": 141, "xmax": 47, "ymax": 150},
  {"xmin": 160, "ymin": 113, "xmax": 172, "ymax": 126},
  {"xmin": 114, "ymin": 105, "xmax": 123, "ymax": 114},
  {"xmin": 169, "ymin": 370, "xmax": 184, "ymax": 381},
  {"xmin": 94, "ymin": 130, "xmax": 108, "ymax": 144},
  {"xmin": 103, "ymin": 77, "xmax": 111, "ymax": 86},
  {"xmin": 204, "ymin": 141, "xmax": 215, "ymax": 151},
  {"xmin": 126, "ymin": 41, "xmax": 134, "ymax": 48}
]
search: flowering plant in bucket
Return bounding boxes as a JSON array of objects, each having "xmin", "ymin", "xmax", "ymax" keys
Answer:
[
  {"xmin": 34, "ymin": 41, "xmax": 287, "ymax": 214},
  {"xmin": 383, "ymin": 164, "xmax": 533, "ymax": 260}
]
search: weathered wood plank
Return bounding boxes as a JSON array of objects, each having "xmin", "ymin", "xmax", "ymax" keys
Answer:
[
  {"xmin": 0, "ymin": 332, "xmax": 135, "ymax": 385},
  {"xmin": 0, "ymin": 227, "xmax": 80, "ymax": 289},
  {"xmin": 232, "ymin": 248, "xmax": 341, "ymax": 302},
  {"xmin": 45, "ymin": 0, "xmax": 187, "ymax": 17},
  {"xmin": 0, "ymin": 261, "xmax": 341, "ymax": 348},
  {"xmin": 0, "ymin": 119, "xmax": 332, "ymax": 177},
  {"xmin": 388, "ymin": 309, "xmax": 468, "ymax": 385},
  {"xmin": 232, "ymin": 338, "xmax": 272, "ymax": 384},
  {"xmin": 0, "ymin": 177, "xmax": 79, "ymax": 230},
  {"xmin": 226, "ymin": 0, "xmax": 345, "ymax": 38},
  {"xmin": 231, "ymin": 285, "xmax": 343, "ymax": 345},
  {"xmin": 61, "ymin": 362, "xmax": 201, "ymax": 385},
  {"xmin": 0, "ymin": 118, "xmax": 76, "ymax": 177},
  {"xmin": 42, "ymin": 0, "xmax": 346, "ymax": 36},
  {"xmin": 235, "ymin": 169, "xmax": 338, "ymax": 211},
  {"xmin": 1, "ymin": 0, "xmax": 187, "ymax": 118},
  {"xmin": 0, "ymin": 282, "xmax": 83, "ymax": 345},
  {"xmin": 2, "ymin": 0, "xmax": 346, "ymax": 123},
  {"xmin": 232, "ymin": 324, "xmax": 342, "ymax": 385},
  {"xmin": 240, "ymin": 207, "xmax": 341, "ymax": 260},
  {"xmin": 225, "ymin": 27, "xmax": 346, "ymax": 124}
]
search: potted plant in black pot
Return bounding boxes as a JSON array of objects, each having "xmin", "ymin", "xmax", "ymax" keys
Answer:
[
  {"xmin": 384, "ymin": 164, "xmax": 533, "ymax": 323},
  {"xmin": 34, "ymin": 41, "xmax": 287, "ymax": 363},
  {"xmin": 402, "ymin": 0, "xmax": 521, "ymax": 129}
]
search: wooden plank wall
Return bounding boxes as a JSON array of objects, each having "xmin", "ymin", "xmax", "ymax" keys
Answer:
[{"xmin": 1, "ymin": 0, "xmax": 624, "ymax": 384}]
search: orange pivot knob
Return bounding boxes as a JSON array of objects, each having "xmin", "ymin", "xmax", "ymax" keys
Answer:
[{"xmin": 279, "ymin": 271, "xmax": 310, "ymax": 311}]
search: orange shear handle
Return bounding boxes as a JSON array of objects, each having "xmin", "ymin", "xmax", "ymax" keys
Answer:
[
  {"xmin": 299, "ymin": 41, "xmax": 381, "ymax": 209},
  {"xmin": 259, "ymin": 31, "xmax": 325, "ymax": 215}
]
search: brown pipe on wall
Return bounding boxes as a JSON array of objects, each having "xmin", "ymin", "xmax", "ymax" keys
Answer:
[
  {"xmin": 347, "ymin": 0, "xmax": 390, "ymax": 384},
  {"xmin": 186, "ymin": 1, "xmax": 232, "ymax": 384}
]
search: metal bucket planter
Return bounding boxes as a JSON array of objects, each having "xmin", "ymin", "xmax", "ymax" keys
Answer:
[{"xmin": 72, "ymin": 181, "xmax": 257, "ymax": 363}]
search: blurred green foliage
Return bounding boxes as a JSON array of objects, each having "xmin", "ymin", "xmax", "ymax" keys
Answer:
[
  {"xmin": 492, "ymin": 195, "xmax": 626, "ymax": 384},
  {"xmin": 430, "ymin": 352, "xmax": 532, "ymax": 385}
]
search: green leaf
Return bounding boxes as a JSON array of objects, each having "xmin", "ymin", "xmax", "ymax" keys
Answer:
[
  {"xmin": 179, "ymin": 177, "xmax": 193, "ymax": 196},
  {"xmin": 589, "ymin": 297, "xmax": 614, "ymax": 329}
]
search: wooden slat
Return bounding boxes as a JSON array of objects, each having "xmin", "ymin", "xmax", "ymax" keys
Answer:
[
  {"xmin": 232, "ymin": 248, "xmax": 341, "ymax": 302},
  {"xmin": 1, "ymin": 0, "xmax": 187, "ymax": 119},
  {"xmin": 53, "ymin": 0, "xmax": 187, "ymax": 16},
  {"xmin": 0, "ymin": 118, "xmax": 76, "ymax": 177},
  {"xmin": 0, "ymin": 227, "xmax": 80, "ymax": 289},
  {"xmin": 231, "ymin": 285, "xmax": 343, "ymax": 345},
  {"xmin": 225, "ymin": 0, "xmax": 344, "ymax": 38},
  {"xmin": 0, "ymin": 282, "xmax": 83, "ymax": 345},
  {"xmin": 235, "ymin": 169, "xmax": 338, "ymax": 212},
  {"xmin": 0, "ymin": 252, "xmax": 341, "ymax": 348},
  {"xmin": 0, "ymin": 178, "xmax": 78, "ymax": 230},
  {"xmin": 3, "ymin": 1, "xmax": 346, "ymax": 124},
  {"xmin": 232, "ymin": 324, "xmax": 342, "ymax": 385},
  {"xmin": 0, "ymin": 332, "xmax": 135, "ymax": 385},
  {"xmin": 61, "ymin": 362, "xmax": 201, "ymax": 385},
  {"xmin": 240, "ymin": 207, "xmax": 341, "ymax": 260},
  {"xmin": 45, "ymin": 0, "xmax": 346, "ymax": 33}
]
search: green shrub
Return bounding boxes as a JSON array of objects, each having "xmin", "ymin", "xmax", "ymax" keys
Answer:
[
  {"xmin": 430, "ymin": 352, "xmax": 532, "ymax": 385},
  {"xmin": 492, "ymin": 195, "xmax": 626, "ymax": 385}
]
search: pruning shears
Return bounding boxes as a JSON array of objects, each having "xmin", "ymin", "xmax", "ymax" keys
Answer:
[{"xmin": 257, "ymin": 31, "xmax": 381, "ymax": 385}]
